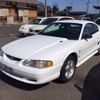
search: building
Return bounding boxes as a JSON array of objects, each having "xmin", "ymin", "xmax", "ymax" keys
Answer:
[
  {"xmin": 0, "ymin": 0, "xmax": 37, "ymax": 24},
  {"xmin": 68, "ymin": 11, "xmax": 87, "ymax": 19},
  {"xmin": 57, "ymin": 10, "xmax": 87, "ymax": 19},
  {"xmin": 37, "ymin": 2, "xmax": 52, "ymax": 17},
  {"xmin": 94, "ymin": 6, "xmax": 100, "ymax": 14}
]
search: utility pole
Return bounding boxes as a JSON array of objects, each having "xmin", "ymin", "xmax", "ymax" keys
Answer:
[
  {"xmin": 97, "ymin": 0, "xmax": 99, "ymax": 5},
  {"xmin": 97, "ymin": 0, "xmax": 100, "ymax": 14},
  {"xmin": 52, "ymin": 5, "xmax": 53, "ymax": 16},
  {"xmin": 71, "ymin": 1, "xmax": 73, "ymax": 9},
  {"xmin": 45, "ymin": 0, "xmax": 47, "ymax": 17},
  {"xmin": 86, "ymin": 0, "xmax": 90, "ymax": 14}
]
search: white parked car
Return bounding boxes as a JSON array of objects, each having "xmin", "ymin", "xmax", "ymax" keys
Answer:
[
  {"xmin": 0, "ymin": 20, "xmax": 100, "ymax": 85},
  {"xmin": 81, "ymin": 17, "xmax": 91, "ymax": 21},
  {"xmin": 18, "ymin": 17, "xmax": 47, "ymax": 36},
  {"xmin": 28, "ymin": 16, "xmax": 74, "ymax": 35}
]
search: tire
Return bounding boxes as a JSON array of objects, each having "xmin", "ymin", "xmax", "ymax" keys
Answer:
[
  {"xmin": 59, "ymin": 56, "xmax": 76, "ymax": 83},
  {"xmin": 98, "ymin": 48, "xmax": 100, "ymax": 54}
]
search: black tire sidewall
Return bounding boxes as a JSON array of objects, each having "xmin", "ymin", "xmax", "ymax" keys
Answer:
[
  {"xmin": 59, "ymin": 56, "xmax": 76, "ymax": 83},
  {"xmin": 98, "ymin": 48, "xmax": 100, "ymax": 54}
]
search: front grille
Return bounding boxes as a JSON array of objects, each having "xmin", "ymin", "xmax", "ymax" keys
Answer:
[
  {"xmin": 35, "ymin": 30, "xmax": 40, "ymax": 33},
  {"xmin": 2, "ymin": 66, "xmax": 37, "ymax": 82},
  {"xmin": 29, "ymin": 29, "xmax": 33, "ymax": 32},
  {"xmin": 6, "ymin": 54, "xmax": 21, "ymax": 61}
]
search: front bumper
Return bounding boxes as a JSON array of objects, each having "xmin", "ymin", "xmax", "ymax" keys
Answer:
[
  {"xmin": 0, "ymin": 55, "xmax": 61, "ymax": 84},
  {"xmin": 18, "ymin": 31, "xmax": 32, "ymax": 37}
]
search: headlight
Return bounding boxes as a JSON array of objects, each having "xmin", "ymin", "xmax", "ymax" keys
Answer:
[
  {"xmin": 0, "ymin": 48, "xmax": 3, "ymax": 57},
  {"xmin": 21, "ymin": 27, "xmax": 25, "ymax": 30},
  {"xmin": 29, "ymin": 28, "xmax": 34, "ymax": 32},
  {"xmin": 23, "ymin": 60, "xmax": 53, "ymax": 69}
]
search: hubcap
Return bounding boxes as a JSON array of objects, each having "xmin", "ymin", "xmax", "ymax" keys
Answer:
[{"xmin": 65, "ymin": 60, "xmax": 75, "ymax": 79}]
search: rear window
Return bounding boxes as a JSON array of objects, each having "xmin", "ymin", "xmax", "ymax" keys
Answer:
[
  {"xmin": 29, "ymin": 18, "xmax": 41, "ymax": 24},
  {"xmin": 59, "ymin": 18, "xmax": 73, "ymax": 21},
  {"xmin": 40, "ymin": 18, "xmax": 58, "ymax": 25}
]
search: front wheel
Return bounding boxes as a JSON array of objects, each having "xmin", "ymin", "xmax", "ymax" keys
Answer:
[
  {"xmin": 59, "ymin": 56, "xmax": 76, "ymax": 83},
  {"xmin": 98, "ymin": 48, "xmax": 100, "ymax": 54}
]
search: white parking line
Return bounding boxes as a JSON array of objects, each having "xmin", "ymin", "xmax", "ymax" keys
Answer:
[{"xmin": 0, "ymin": 33, "xmax": 18, "ymax": 37}]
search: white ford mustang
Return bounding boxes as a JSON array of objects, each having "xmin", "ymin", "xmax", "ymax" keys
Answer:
[{"xmin": 0, "ymin": 20, "xmax": 100, "ymax": 84}]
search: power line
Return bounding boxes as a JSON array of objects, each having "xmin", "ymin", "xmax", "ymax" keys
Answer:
[{"xmin": 97, "ymin": 0, "xmax": 99, "ymax": 5}]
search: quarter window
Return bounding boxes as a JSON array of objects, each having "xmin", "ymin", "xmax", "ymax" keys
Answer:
[{"xmin": 82, "ymin": 23, "xmax": 99, "ymax": 38}]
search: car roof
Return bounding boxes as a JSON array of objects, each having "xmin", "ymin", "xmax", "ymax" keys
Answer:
[
  {"xmin": 47, "ymin": 16, "xmax": 74, "ymax": 19},
  {"xmin": 55, "ymin": 20, "xmax": 95, "ymax": 25},
  {"xmin": 36, "ymin": 17, "xmax": 47, "ymax": 19},
  {"xmin": 35, "ymin": 16, "xmax": 74, "ymax": 20}
]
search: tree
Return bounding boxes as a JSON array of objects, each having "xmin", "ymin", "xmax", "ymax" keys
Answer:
[
  {"xmin": 64, "ymin": 6, "xmax": 72, "ymax": 15},
  {"xmin": 52, "ymin": 5, "xmax": 59, "ymax": 15}
]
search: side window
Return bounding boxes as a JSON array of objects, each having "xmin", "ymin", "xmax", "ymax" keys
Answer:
[
  {"xmin": 91, "ymin": 24, "xmax": 99, "ymax": 33},
  {"xmin": 82, "ymin": 23, "xmax": 99, "ymax": 38}
]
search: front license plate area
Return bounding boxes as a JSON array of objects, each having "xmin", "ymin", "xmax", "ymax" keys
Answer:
[
  {"xmin": 0, "ymin": 65, "xmax": 13, "ymax": 74},
  {"xmin": 5, "ymin": 66, "xmax": 12, "ymax": 73}
]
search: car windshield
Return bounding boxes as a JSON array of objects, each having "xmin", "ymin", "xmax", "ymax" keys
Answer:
[
  {"xmin": 28, "ymin": 18, "xmax": 41, "ymax": 24},
  {"xmin": 39, "ymin": 23, "xmax": 82, "ymax": 40},
  {"xmin": 96, "ymin": 19, "xmax": 100, "ymax": 25},
  {"xmin": 40, "ymin": 18, "xmax": 58, "ymax": 25}
]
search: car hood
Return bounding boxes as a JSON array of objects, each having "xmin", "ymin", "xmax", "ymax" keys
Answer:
[
  {"xmin": 2, "ymin": 35, "xmax": 70, "ymax": 59},
  {"xmin": 20, "ymin": 24, "xmax": 36, "ymax": 30}
]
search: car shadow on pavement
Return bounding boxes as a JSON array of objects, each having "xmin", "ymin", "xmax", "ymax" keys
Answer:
[
  {"xmin": 74, "ymin": 63, "xmax": 100, "ymax": 100},
  {"xmin": 0, "ymin": 71, "xmax": 49, "ymax": 91}
]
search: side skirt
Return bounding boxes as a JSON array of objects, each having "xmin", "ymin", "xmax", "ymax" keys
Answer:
[{"xmin": 76, "ymin": 50, "xmax": 98, "ymax": 67}]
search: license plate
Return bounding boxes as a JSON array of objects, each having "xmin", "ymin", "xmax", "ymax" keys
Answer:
[
  {"xmin": 0, "ymin": 65, "xmax": 5, "ymax": 71},
  {"xmin": 5, "ymin": 66, "xmax": 12, "ymax": 73},
  {"xmin": 0, "ymin": 65, "xmax": 13, "ymax": 73}
]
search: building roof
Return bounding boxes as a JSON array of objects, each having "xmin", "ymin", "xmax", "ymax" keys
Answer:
[
  {"xmin": 0, "ymin": 0, "xmax": 37, "ymax": 9},
  {"xmin": 69, "ymin": 11, "xmax": 87, "ymax": 15},
  {"xmin": 94, "ymin": 6, "xmax": 100, "ymax": 9},
  {"xmin": 2, "ymin": 0, "xmax": 37, "ymax": 4},
  {"xmin": 58, "ymin": 10, "xmax": 87, "ymax": 16}
]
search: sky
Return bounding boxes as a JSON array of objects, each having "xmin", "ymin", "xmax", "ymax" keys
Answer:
[{"xmin": 38, "ymin": 0, "xmax": 100, "ymax": 13}]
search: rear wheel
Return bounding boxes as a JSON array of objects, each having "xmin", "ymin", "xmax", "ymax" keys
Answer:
[{"xmin": 59, "ymin": 56, "xmax": 76, "ymax": 83}]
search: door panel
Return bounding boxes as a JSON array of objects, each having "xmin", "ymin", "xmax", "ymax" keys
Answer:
[{"xmin": 78, "ymin": 23, "xmax": 100, "ymax": 61}]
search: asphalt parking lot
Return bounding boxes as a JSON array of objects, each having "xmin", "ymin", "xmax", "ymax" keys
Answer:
[
  {"xmin": 0, "ymin": 25, "xmax": 100, "ymax": 100},
  {"xmin": 0, "ymin": 25, "xmax": 20, "ymax": 36}
]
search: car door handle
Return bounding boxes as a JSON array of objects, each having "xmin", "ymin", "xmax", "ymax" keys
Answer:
[{"xmin": 97, "ymin": 41, "xmax": 100, "ymax": 45}]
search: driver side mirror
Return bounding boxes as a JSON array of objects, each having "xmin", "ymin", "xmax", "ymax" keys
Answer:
[{"xmin": 82, "ymin": 34, "xmax": 92, "ymax": 39}]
